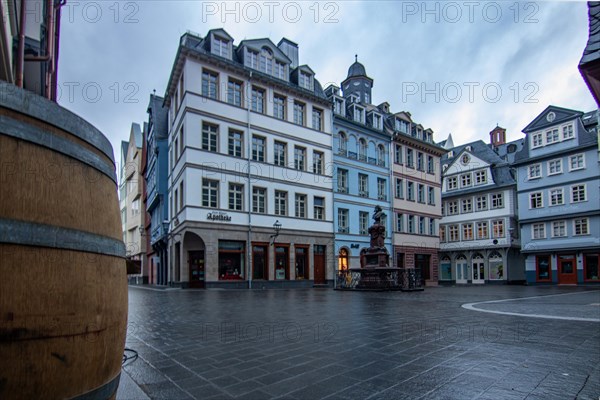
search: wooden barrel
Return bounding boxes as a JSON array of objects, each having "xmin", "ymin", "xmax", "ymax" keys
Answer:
[{"xmin": 0, "ymin": 83, "xmax": 127, "ymax": 399}]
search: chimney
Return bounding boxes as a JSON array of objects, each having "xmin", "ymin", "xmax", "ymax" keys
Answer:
[
  {"xmin": 490, "ymin": 126, "xmax": 506, "ymax": 147},
  {"xmin": 277, "ymin": 38, "xmax": 298, "ymax": 69}
]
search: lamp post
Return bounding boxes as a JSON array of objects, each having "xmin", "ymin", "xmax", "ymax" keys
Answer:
[{"xmin": 270, "ymin": 220, "xmax": 282, "ymax": 246}]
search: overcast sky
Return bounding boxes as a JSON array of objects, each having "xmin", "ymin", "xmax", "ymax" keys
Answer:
[{"xmin": 57, "ymin": 1, "xmax": 596, "ymax": 163}]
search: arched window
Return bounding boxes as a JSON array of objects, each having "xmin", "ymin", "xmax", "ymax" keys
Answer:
[
  {"xmin": 489, "ymin": 251, "xmax": 504, "ymax": 280},
  {"xmin": 358, "ymin": 138, "xmax": 367, "ymax": 161},
  {"xmin": 260, "ymin": 47, "xmax": 273, "ymax": 74},
  {"xmin": 377, "ymin": 144, "xmax": 386, "ymax": 166},
  {"xmin": 338, "ymin": 132, "xmax": 347, "ymax": 154},
  {"xmin": 338, "ymin": 248, "xmax": 349, "ymax": 271}
]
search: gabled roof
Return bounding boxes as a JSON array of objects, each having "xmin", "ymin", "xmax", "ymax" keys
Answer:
[
  {"xmin": 522, "ymin": 105, "xmax": 584, "ymax": 133},
  {"xmin": 236, "ymin": 38, "xmax": 291, "ymax": 63},
  {"xmin": 206, "ymin": 28, "xmax": 233, "ymax": 41},
  {"xmin": 295, "ymin": 64, "xmax": 315, "ymax": 75},
  {"xmin": 442, "ymin": 139, "xmax": 506, "ymax": 166}
]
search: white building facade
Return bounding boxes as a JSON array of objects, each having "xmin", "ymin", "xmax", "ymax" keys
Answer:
[{"xmin": 165, "ymin": 29, "xmax": 334, "ymax": 288}]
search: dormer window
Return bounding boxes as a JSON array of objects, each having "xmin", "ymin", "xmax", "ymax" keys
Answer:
[
  {"xmin": 352, "ymin": 105, "xmax": 364, "ymax": 123},
  {"xmin": 372, "ymin": 113, "xmax": 382, "ymax": 130},
  {"xmin": 365, "ymin": 93, "xmax": 370, "ymax": 104},
  {"xmin": 274, "ymin": 61, "xmax": 286, "ymax": 80},
  {"xmin": 211, "ymin": 36, "xmax": 229, "ymax": 58},
  {"xmin": 246, "ymin": 49, "xmax": 258, "ymax": 69},
  {"xmin": 395, "ymin": 119, "xmax": 408, "ymax": 134},
  {"xmin": 334, "ymin": 98, "xmax": 344, "ymax": 115},
  {"xmin": 259, "ymin": 47, "xmax": 274, "ymax": 74},
  {"xmin": 299, "ymin": 71, "xmax": 313, "ymax": 90}
]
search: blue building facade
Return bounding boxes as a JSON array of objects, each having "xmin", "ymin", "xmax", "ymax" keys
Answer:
[
  {"xmin": 326, "ymin": 60, "xmax": 393, "ymax": 271},
  {"xmin": 515, "ymin": 106, "xmax": 599, "ymax": 285},
  {"xmin": 145, "ymin": 94, "xmax": 170, "ymax": 285}
]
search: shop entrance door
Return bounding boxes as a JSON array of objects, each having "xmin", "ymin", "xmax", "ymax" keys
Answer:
[
  {"xmin": 472, "ymin": 255, "xmax": 485, "ymax": 284},
  {"xmin": 189, "ymin": 251, "xmax": 205, "ymax": 288},
  {"xmin": 313, "ymin": 245, "xmax": 326, "ymax": 284},
  {"xmin": 558, "ymin": 255, "xmax": 577, "ymax": 284},
  {"xmin": 455, "ymin": 256, "xmax": 468, "ymax": 284}
]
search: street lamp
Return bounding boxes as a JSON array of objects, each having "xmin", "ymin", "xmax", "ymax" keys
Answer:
[{"xmin": 270, "ymin": 220, "xmax": 282, "ymax": 245}]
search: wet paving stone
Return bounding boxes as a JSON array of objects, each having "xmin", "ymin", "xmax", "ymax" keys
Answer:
[{"xmin": 120, "ymin": 285, "xmax": 600, "ymax": 399}]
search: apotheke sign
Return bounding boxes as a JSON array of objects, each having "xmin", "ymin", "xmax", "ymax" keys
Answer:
[{"xmin": 207, "ymin": 211, "xmax": 232, "ymax": 222}]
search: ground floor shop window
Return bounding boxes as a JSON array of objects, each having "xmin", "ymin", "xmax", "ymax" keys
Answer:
[
  {"xmin": 396, "ymin": 252, "xmax": 405, "ymax": 269},
  {"xmin": 488, "ymin": 252, "xmax": 504, "ymax": 280},
  {"xmin": 252, "ymin": 244, "xmax": 268, "ymax": 280},
  {"xmin": 536, "ymin": 255, "xmax": 551, "ymax": 281},
  {"xmin": 275, "ymin": 245, "xmax": 289, "ymax": 280},
  {"xmin": 415, "ymin": 254, "xmax": 430, "ymax": 281},
  {"xmin": 219, "ymin": 241, "xmax": 245, "ymax": 280},
  {"xmin": 295, "ymin": 246, "xmax": 309, "ymax": 279},
  {"xmin": 585, "ymin": 254, "xmax": 599, "ymax": 281},
  {"xmin": 440, "ymin": 256, "xmax": 452, "ymax": 280},
  {"xmin": 338, "ymin": 248, "xmax": 349, "ymax": 271}
]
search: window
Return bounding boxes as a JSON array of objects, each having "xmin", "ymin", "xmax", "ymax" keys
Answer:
[
  {"xmin": 334, "ymin": 98, "xmax": 343, "ymax": 115},
  {"xmin": 569, "ymin": 154, "xmax": 585, "ymax": 171},
  {"xmin": 313, "ymin": 151, "xmax": 324, "ymax": 174},
  {"xmin": 407, "ymin": 181, "xmax": 415, "ymax": 201},
  {"xmin": 359, "ymin": 211, "xmax": 369, "ymax": 235},
  {"xmin": 584, "ymin": 254, "xmax": 599, "ymax": 281},
  {"xmin": 377, "ymin": 145, "xmax": 386, "ymax": 166},
  {"xmin": 211, "ymin": 36, "xmax": 229, "ymax": 57},
  {"xmin": 415, "ymin": 184, "xmax": 423, "ymax": 203},
  {"xmin": 408, "ymin": 215, "xmax": 415, "ymax": 234},
  {"xmin": 530, "ymin": 192, "xmax": 543, "ymax": 209},
  {"xmin": 178, "ymin": 125, "xmax": 184, "ymax": 157},
  {"xmin": 492, "ymin": 220, "xmax": 504, "ymax": 238},
  {"xmin": 251, "ymin": 87, "xmax": 265, "ymax": 113},
  {"xmin": 314, "ymin": 197, "xmax": 325, "ymax": 220},
  {"xmin": 449, "ymin": 225, "xmax": 459, "ymax": 241},
  {"xmin": 353, "ymin": 106, "xmax": 364, "ymax": 123},
  {"xmin": 274, "ymin": 95, "xmax": 286, "ymax": 120},
  {"xmin": 475, "ymin": 170, "xmax": 487, "ymax": 185},
  {"xmin": 406, "ymin": 148, "xmax": 414, "ymax": 168},
  {"xmin": 531, "ymin": 132, "xmax": 543, "ymax": 148},
  {"xmin": 571, "ymin": 184, "xmax": 586, "ymax": 203},
  {"xmin": 338, "ymin": 209, "xmax": 349, "ymax": 233},
  {"xmin": 378, "ymin": 178, "xmax": 387, "ymax": 200},
  {"xmin": 295, "ymin": 194, "xmax": 306, "ymax": 218},
  {"xmin": 439, "ymin": 225, "xmax": 446, "ymax": 242},
  {"xmin": 476, "ymin": 222, "xmax": 488, "ymax": 239},
  {"xmin": 359, "ymin": 174, "xmax": 369, "ymax": 197},
  {"xmin": 461, "ymin": 198, "xmax": 472, "ymax": 213},
  {"xmin": 275, "ymin": 191, "xmax": 287, "ymax": 216},
  {"xmin": 338, "ymin": 132, "xmax": 347, "ymax": 155},
  {"xmin": 228, "ymin": 130, "xmax": 243, "ymax": 157},
  {"xmin": 395, "ymin": 178, "xmax": 404, "ymax": 199},
  {"xmin": 462, "ymin": 223, "xmax": 473, "ymax": 240},
  {"xmin": 132, "ymin": 198, "xmax": 140, "ymax": 216},
  {"xmin": 312, "ymin": 108, "xmax": 323, "ymax": 130},
  {"xmin": 201, "ymin": 70, "xmax": 218, "ymax": 99},
  {"xmin": 373, "ymin": 114, "xmax": 382, "ymax": 129},
  {"xmin": 447, "ymin": 200, "xmax": 458, "ymax": 215},
  {"xmin": 228, "ymin": 183, "xmax": 243, "ymax": 211},
  {"xmin": 548, "ymin": 159, "xmax": 562, "ymax": 175},
  {"xmin": 429, "ymin": 219, "xmax": 435, "ymax": 236},
  {"xmin": 419, "ymin": 217, "xmax": 426, "ymax": 235},
  {"xmin": 549, "ymin": 188, "xmax": 564, "ymax": 206},
  {"xmin": 428, "ymin": 187, "xmax": 435, "ymax": 205},
  {"xmin": 394, "ymin": 145, "xmax": 403, "ymax": 164},
  {"xmin": 252, "ymin": 136, "xmax": 265, "ymax": 162},
  {"xmin": 202, "ymin": 122, "xmax": 218, "ymax": 152},
  {"xmin": 396, "ymin": 213, "xmax": 404, "ymax": 233},
  {"xmin": 259, "ymin": 47, "xmax": 273, "ymax": 74},
  {"xmin": 476, "ymin": 195, "xmax": 487, "ymax": 211},
  {"xmin": 218, "ymin": 241, "xmax": 245, "ymax": 280},
  {"xmin": 545, "ymin": 129, "xmax": 559, "ymax": 144},
  {"xmin": 532, "ymin": 223, "xmax": 546, "ymax": 239},
  {"xmin": 294, "ymin": 146, "xmax": 306, "ymax": 171},
  {"xmin": 536, "ymin": 255, "xmax": 551, "ymax": 281},
  {"xmin": 358, "ymin": 139, "xmax": 367, "ymax": 161},
  {"xmin": 491, "ymin": 193, "xmax": 503, "ymax": 209},
  {"xmin": 338, "ymin": 248, "xmax": 349, "ymax": 271},
  {"xmin": 427, "ymin": 156, "xmax": 434, "ymax": 174},
  {"xmin": 551, "ymin": 221, "xmax": 566, "ymax": 237},
  {"xmin": 417, "ymin": 152, "xmax": 424, "ymax": 171},
  {"xmin": 252, "ymin": 187, "xmax": 266, "ymax": 214},
  {"xmin": 178, "ymin": 181, "xmax": 184, "ymax": 210},
  {"xmin": 202, "ymin": 179, "xmax": 218, "ymax": 208},
  {"xmin": 227, "ymin": 79, "xmax": 242, "ymax": 106},
  {"xmin": 528, "ymin": 164, "xmax": 541, "ymax": 180},
  {"xmin": 562, "ymin": 124, "xmax": 574, "ymax": 139},
  {"xmin": 299, "ymin": 71, "xmax": 312, "ymax": 90},
  {"xmin": 246, "ymin": 49, "xmax": 258, "ymax": 69},
  {"xmin": 293, "ymin": 101, "xmax": 305, "ymax": 125},
  {"xmin": 447, "ymin": 176, "xmax": 458, "ymax": 190},
  {"xmin": 460, "ymin": 173, "xmax": 472, "ymax": 187},
  {"xmin": 274, "ymin": 141, "xmax": 287, "ymax": 167},
  {"xmin": 574, "ymin": 219, "xmax": 589, "ymax": 235},
  {"xmin": 337, "ymin": 169, "xmax": 348, "ymax": 193}
]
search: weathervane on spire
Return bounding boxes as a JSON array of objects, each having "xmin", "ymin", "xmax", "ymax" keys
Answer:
[{"xmin": 355, "ymin": 54, "xmax": 358, "ymax": 62}]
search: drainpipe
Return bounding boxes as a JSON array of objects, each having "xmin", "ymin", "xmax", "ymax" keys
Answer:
[
  {"xmin": 331, "ymin": 105, "xmax": 336, "ymax": 289},
  {"xmin": 15, "ymin": 0, "xmax": 26, "ymax": 88},
  {"xmin": 247, "ymin": 71, "xmax": 253, "ymax": 289}
]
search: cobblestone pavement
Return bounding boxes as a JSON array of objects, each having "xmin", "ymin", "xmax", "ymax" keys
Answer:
[{"xmin": 119, "ymin": 286, "xmax": 600, "ymax": 400}]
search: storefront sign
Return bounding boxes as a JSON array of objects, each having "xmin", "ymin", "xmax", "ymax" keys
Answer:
[
  {"xmin": 350, "ymin": 243, "xmax": 360, "ymax": 249},
  {"xmin": 207, "ymin": 211, "xmax": 232, "ymax": 222}
]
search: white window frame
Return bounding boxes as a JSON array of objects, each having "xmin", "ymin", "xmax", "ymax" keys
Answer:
[
  {"xmin": 569, "ymin": 154, "xmax": 585, "ymax": 171},
  {"xmin": 460, "ymin": 173, "xmax": 472, "ymax": 187},
  {"xmin": 528, "ymin": 163, "xmax": 542, "ymax": 180},
  {"xmin": 532, "ymin": 223, "xmax": 546, "ymax": 239},
  {"xmin": 474, "ymin": 170, "xmax": 487, "ymax": 185},
  {"xmin": 549, "ymin": 188, "xmax": 564, "ymax": 206},
  {"xmin": 551, "ymin": 220, "xmax": 567, "ymax": 238},
  {"xmin": 573, "ymin": 218, "xmax": 590, "ymax": 236},
  {"xmin": 447, "ymin": 176, "xmax": 458, "ymax": 190},
  {"xmin": 562, "ymin": 124, "xmax": 574, "ymax": 140},
  {"xmin": 531, "ymin": 132, "xmax": 543, "ymax": 149},
  {"xmin": 571, "ymin": 184, "xmax": 587, "ymax": 203},
  {"xmin": 547, "ymin": 159, "xmax": 563, "ymax": 176},
  {"xmin": 529, "ymin": 192, "xmax": 543, "ymax": 209},
  {"xmin": 545, "ymin": 128, "xmax": 559, "ymax": 144}
]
